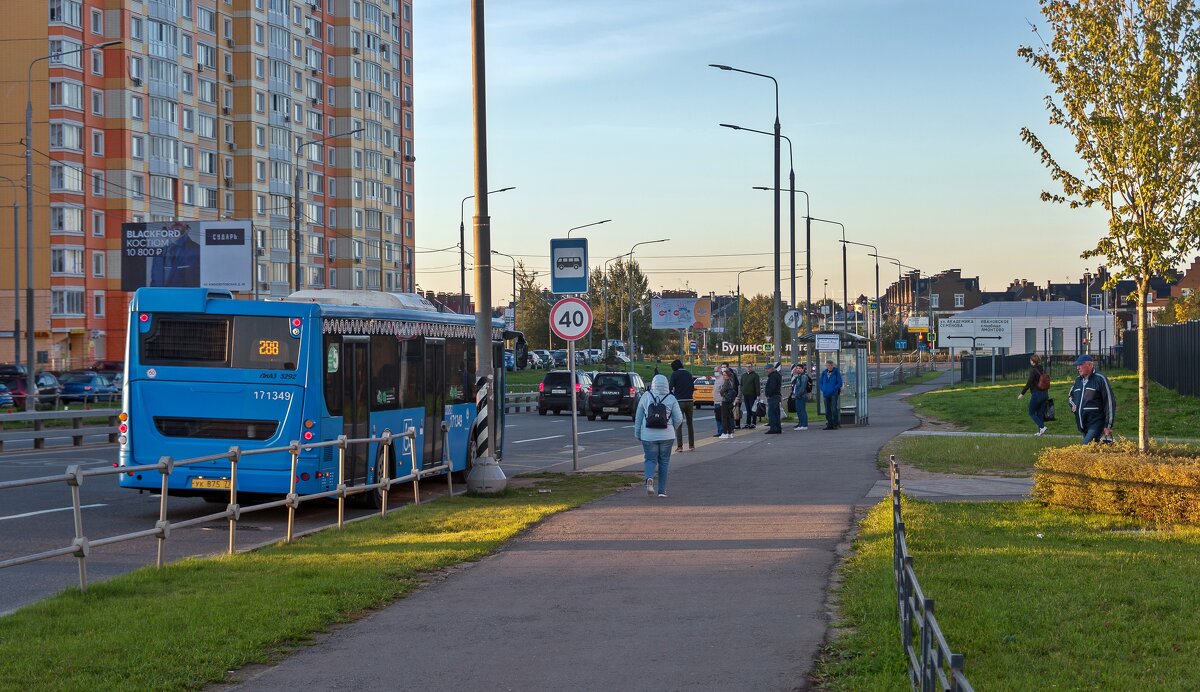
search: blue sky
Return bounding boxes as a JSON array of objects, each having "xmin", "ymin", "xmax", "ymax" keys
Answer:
[{"xmin": 412, "ymin": 0, "xmax": 1109, "ymax": 304}]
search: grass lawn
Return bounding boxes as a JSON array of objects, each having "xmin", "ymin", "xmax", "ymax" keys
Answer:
[
  {"xmin": 869, "ymin": 367, "xmax": 945, "ymax": 397},
  {"xmin": 815, "ymin": 498, "xmax": 1200, "ymax": 690},
  {"xmin": 0, "ymin": 473, "xmax": 631, "ymax": 690},
  {"xmin": 909, "ymin": 368, "xmax": 1200, "ymax": 439},
  {"xmin": 879, "ymin": 434, "xmax": 1077, "ymax": 476}
]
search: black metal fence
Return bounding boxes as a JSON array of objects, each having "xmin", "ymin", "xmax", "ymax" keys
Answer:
[
  {"xmin": 958, "ymin": 353, "xmax": 1100, "ymax": 384},
  {"xmin": 1121, "ymin": 321, "xmax": 1200, "ymax": 397},
  {"xmin": 891, "ymin": 456, "xmax": 973, "ymax": 691}
]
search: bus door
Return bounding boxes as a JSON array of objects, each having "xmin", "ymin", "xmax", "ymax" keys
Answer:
[
  {"xmin": 341, "ymin": 335, "xmax": 371, "ymax": 484},
  {"xmin": 423, "ymin": 338, "xmax": 445, "ymax": 469}
]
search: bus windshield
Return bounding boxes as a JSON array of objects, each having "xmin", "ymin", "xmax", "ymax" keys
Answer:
[{"xmin": 139, "ymin": 314, "xmax": 299, "ymax": 370}]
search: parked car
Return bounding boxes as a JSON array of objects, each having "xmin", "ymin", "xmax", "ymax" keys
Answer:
[
  {"xmin": 0, "ymin": 382, "xmax": 13, "ymax": 408},
  {"xmin": 532, "ymin": 350, "xmax": 553, "ymax": 369},
  {"xmin": 59, "ymin": 372, "xmax": 120, "ymax": 403},
  {"xmin": 588, "ymin": 371, "xmax": 647, "ymax": 420},
  {"xmin": 537, "ymin": 370, "xmax": 593, "ymax": 417},
  {"xmin": 550, "ymin": 349, "xmax": 569, "ymax": 368},
  {"xmin": 88, "ymin": 360, "xmax": 124, "ymax": 379},
  {"xmin": 0, "ymin": 372, "xmax": 63, "ymax": 410},
  {"xmin": 526, "ymin": 351, "xmax": 544, "ymax": 369},
  {"xmin": 692, "ymin": 376, "xmax": 715, "ymax": 409}
]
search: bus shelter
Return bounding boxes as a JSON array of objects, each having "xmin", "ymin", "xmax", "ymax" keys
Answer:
[{"xmin": 800, "ymin": 331, "xmax": 869, "ymax": 425}]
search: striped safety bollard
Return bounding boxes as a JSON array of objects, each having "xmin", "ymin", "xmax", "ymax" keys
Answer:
[{"xmin": 466, "ymin": 374, "xmax": 507, "ymax": 494}]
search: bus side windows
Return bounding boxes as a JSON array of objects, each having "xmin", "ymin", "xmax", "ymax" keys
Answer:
[{"xmin": 400, "ymin": 339, "xmax": 424, "ymax": 410}]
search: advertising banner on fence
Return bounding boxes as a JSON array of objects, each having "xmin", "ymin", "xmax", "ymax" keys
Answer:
[
  {"xmin": 651, "ymin": 298, "xmax": 712, "ymax": 330},
  {"xmin": 121, "ymin": 220, "xmax": 252, "ymax": 292}
]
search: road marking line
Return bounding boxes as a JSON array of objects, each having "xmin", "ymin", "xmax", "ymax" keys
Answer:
[
  {"xmin": 577, "ymin": 428, "xmax": 615, "ymax": 435},
  {"xmin": 0, "ymin": 504, "xmax": 107, "ymax": 522},
  {"xmin": 512, "ymin": 435, "xmax": 564, "ymax": 444}
]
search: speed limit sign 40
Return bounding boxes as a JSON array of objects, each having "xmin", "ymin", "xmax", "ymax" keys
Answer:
[{"xmin": 549, "ymin": 297, "xmax": 593, "ymax": 341}]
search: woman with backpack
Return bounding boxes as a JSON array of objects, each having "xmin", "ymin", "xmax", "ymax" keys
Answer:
[
  {"xmin": 636, "ymin": 374, "xmax": 685, "ymax": 498},
  {"xmin": 1017, "ymin": 353, "xmax": 1051, "ymax": 436}
]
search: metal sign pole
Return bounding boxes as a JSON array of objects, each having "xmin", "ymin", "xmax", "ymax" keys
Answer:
[{"xmin": 568, "ymin": 339, "xmax": 579, "ymax": 472}]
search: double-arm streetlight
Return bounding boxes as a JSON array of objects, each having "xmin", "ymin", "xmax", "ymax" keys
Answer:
[
  {"xmin": 602, "ymin": 253, "xmax": 628, "ymax": 350},
  {"xmin": 294, "ymin": 127, "xmax": 364, "ymax": 292},
  {"xmin": 736, "ymin": 266, "xmax": 766, "ymax": 367},
  {"xmin": 25, "ymin": 40, "xmax": 121, "ymax": 409},
  {"xmin": 842, "ymin": 240, "xmax": 881, "ymax": 388},
  {"xmin": 806, "ymin": 218, "xmax": 847, "ymax": 333},
  {"xmin": 459, "ymin": 186, "xmax": 515, "ymax": 314},
  {"xmin": 723, "ymin": 124, "xmax": 805, "ymax": 365},
  {"xmin": 710, "ymin": 64, "xmax": 783, "ymax": 359},
  {"xmin": 0, "ymin": 176, "xmax": 18, "ymax": 368},
  {"xmin": 491, "ymin": 249, "xmax": 517, "ymax": 332},
  {"xmin": 626, "ymin": 238, "xmax": 669, "ymax": 371},
  {"xmin": 567, "ymin": 219, "xmax": 610, "ymax": 238}
]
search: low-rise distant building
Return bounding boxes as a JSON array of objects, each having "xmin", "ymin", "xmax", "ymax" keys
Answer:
[{"xmin": 947, "ymin": 301, "xmax": 1115, "ymax": 356}]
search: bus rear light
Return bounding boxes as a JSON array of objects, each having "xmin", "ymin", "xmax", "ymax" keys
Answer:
[
  {"xmin": 118, "ymin": 423, "xmax": 128, "ymax": 433},
  {"xmin": 300, "ymin": 472, "xmax": 310, "ymax": 481},
  {"xmin": 139, "ymin": 313, "xmax": 149, "ymax": 322},
  {"xmin": 303, "ymin": 419, "xmax": 314, "ymax": 428},
  {"xmin": 291, "ymin": 318, "xmax": 302, "ymax": 327},
  {"xmin": 303, "ymin": 430, "xmax": 314, "ymax": 440},
  {"xmin": 118, "ymin": 412, "xmax": 128, "ymax": 422},
  {"xmin": 118, "ymin": 435, "xmax": 127, "ymax": 445}
]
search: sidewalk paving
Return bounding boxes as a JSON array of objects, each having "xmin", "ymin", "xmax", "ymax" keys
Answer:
[{"xmin": 229, "ymin": 372, "xmax": 1025, "ymax": 691}]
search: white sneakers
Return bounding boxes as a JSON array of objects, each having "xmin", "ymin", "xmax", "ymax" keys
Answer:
[
  {"xmin": 720, "ymin": 433, "xmax": 733, "ymax": 439},
  {"xmin": 793, "ymin": 425, "xmax": 808, "ymax": 431},
  {"xmin": 645, "ymin": 478, "xmax": 655, "ymax": 496},
  {"xmin": 1036, "ymin": 427, "xmax": 1047, "ymax": 437}
]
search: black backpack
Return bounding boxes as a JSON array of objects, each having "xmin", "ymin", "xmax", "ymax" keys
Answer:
[
  {"xmin": 805, "ymin": 375, "xmax": 813, "ymax": 394},
  {"xmin": 645, "ymin": 394, "xmax": 670, "ymax": 429}
]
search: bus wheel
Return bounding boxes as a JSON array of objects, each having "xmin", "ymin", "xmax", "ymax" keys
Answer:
[
  {"xmin": 601, "ymin": 414, "xmax": 609, "ymax": 421},
  {"xmin": 363, "ymin": 452, "xmax": 389, "ymax": 509}
]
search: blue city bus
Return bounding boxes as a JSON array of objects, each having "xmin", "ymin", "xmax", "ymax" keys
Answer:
[{"xmin": 118, "ymin": 287, "xmax": 508, "ymax": 503}]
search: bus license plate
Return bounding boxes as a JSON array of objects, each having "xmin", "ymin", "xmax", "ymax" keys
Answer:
[
  {"xmin": 603, "ymin": 407, "xmax": 619, "ymax": 412},
  {"xmin": 191, "ymin": 478, "xmax": 231, "ymax": 490}
]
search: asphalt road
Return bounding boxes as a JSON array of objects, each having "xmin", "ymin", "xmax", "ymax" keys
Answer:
[{"xmin": 0, "ymin": 408, "xmax": 725, "ymax": 614}]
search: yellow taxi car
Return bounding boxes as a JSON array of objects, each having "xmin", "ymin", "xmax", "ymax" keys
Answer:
[{"xmin": 692, "ymin": 376, "xmax": 715, "ymax": 408}]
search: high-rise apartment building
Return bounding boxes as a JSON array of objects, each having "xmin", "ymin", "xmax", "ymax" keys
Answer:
[{"xmin": 0, "ymin": 0, "xmax": 416, "ymax": 368}]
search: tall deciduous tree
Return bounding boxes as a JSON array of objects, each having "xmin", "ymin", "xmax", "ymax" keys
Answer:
[
  {"xmin": 515, "ymin": 261, "xmax": 551, "ymax": 349},
  {"xmin": 1020, "ymin": 0, "xmax": 1200, "ymax": 452}
]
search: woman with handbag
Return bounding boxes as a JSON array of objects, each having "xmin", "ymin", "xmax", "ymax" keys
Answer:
[
  {"xmin": 1017, "ymin": 354, "xmax": 1050, "ymax": 436},
  {"xmin": 790, "ymin": 364, "xmax": 810, "ymax": 431}
]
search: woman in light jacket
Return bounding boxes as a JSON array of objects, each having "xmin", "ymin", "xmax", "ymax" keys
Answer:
[{"xmin": 635, "ymin": 374, "xmax": 685, "ymax": 498}]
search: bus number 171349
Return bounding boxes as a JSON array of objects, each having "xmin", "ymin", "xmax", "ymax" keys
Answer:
[{"xmin": 253, "ymin": 390, "xmax": 293, "ymax": 401}]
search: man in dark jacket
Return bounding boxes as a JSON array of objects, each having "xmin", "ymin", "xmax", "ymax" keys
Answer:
[
  {"xmin": 740, "ymin": 363, "xmax": 761, "ymax": 429},
  {"xmin": 669, "ymin": 359, "xmax": 695, "ymax": 451},
  {"xmin": 1068, "ymin": 354, "xmax": 1115, "ymax": 443},
  {"xmin": 819, "ymin": 360, "xmax": 843, "ymax": 429},
  {"xmin": 763, "ymin": 362, "xmax": 782, "ymax": 434}
]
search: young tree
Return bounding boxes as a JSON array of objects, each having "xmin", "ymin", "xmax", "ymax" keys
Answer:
[
  {"xmin": 514, "ymin": 261, "xmax": 550, "ymax": 349},
  {"xmin": 1020, "ymin": 0, "xmax": 1200, "ymax": 452}
]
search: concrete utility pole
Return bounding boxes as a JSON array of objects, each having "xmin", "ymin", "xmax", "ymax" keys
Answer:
[{"xmin": 466, "ymin": 0, "xmax": 505, "ymax": 494}]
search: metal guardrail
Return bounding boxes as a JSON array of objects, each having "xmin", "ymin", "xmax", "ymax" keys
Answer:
[
  {"xmin": 0, "ymin": 408, "xmax": 120, "ymax": 451},
  {"xmin": 890, "ymin": 456, "xmax": 973, "ymax": 691},
  {"xmin": 504, "ymin": 391, "xmax": 537, "ymax": 413},
  {"xmin": 0, "ymin": 426, "xmax": 461, "ymax": 594}
]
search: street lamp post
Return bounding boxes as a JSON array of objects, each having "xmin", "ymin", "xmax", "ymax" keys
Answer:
[
  {"xmin": 294, "ymin": 128, "xmax": 365, "ymax": 292},
  {"xmin": 492, "ymin": 249, "xmax": 516, "ymax": 331},
  {"xmin": 625, "ymin": 238, "xmax": 669, "ymax": 371},
  {"xmin": 808, "ymin": 218, "xmax": 846, "ymax": 333},
  {"xmin": 567, "ymin": 219, "xmax": 610, "ymax": 238},
  {"xmin": 602, "ymin": 253, "xmax": 629, "ymax": 355},
  {"xmin": 736, "ymin": 266, "xmax": 766, "ymax": 368},
  {"xmin": 753, "ymin": 183, "xmax": 811, "ymax": 356},
  {"xmin": 0, "ymin": 176, "xmax": 18, "ymax": 367},
  {"xmin": 459, "ymin": 186, "xmax": 514, "ymax": 314},
  {"xmin": 1083, "ymin": 268, "xmax": 1091, "ymax": 354},
  {"xmin": 843, "ymin": 240, "xmax": 881, "ymax": 388},
  {"xmin": 26, "ymin": 40, "xmax": 121, "ymax": 409},
  {"xmin": 710, "ymin": 64, "xmax": 783, "ymax": 359}
]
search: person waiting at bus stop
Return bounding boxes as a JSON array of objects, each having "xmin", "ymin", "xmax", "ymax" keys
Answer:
[
  {"xmin": 762, "ymin": 362, "xmax": 782, "ymax": 434},
  {"xmin": 819, "ymin": 360, "xmax": 843, "ymax": 430}
]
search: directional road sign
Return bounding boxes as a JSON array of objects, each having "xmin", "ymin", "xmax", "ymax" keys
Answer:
[
  {"xmin": 936, "ymin": 318, "xmax": 1013, "ymax": 349},
  {"xmin": 550, "ymin": 238, "xmax": 589, "ymax": 294},
  {"xmin": 549, "ymin": 297, "xmax": 593, "ymax": 341}
]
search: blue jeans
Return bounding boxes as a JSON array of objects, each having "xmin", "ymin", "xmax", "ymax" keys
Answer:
[
  {"xmin": 714, "ymin": 405, "xmax": 724, "ymax": 436},
  {"xmin": 1028, "ymin": 390, "xmax": 1048, "ymax": 429},
  {"xmin": 767, "ymin": 395, "xmax": 781, "ymax": 432},
  {"xmin": 796, "ymin": 394, "xmax": 808, "ymax": 427},
  {"xmin": 1081, "ymin": 417, "xmax": 1105, "ymax": 444},
  {"xmin": 642, "ymin": 440, "xmax": 673, "ymax": 494},
  {"xmin": 824, "ymin": 393, "xmax": 840, "ymax": 427}
]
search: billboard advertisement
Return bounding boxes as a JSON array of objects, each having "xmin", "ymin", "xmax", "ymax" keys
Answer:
[
  {"xmin": 121, "ymin": 220, "xmax": 252, "ymax": 292},
  {"xmin": 651, "ymin": 298, "xmax": 712, "ymax": 330}
]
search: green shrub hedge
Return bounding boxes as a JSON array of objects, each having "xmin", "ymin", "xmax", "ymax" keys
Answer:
[{"xmin": 1033, "ymin": 441, "xmax": 1200, "ymax": 526}]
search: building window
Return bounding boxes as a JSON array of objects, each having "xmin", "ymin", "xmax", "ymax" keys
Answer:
[
  {"xmin": 51, "ymin": 288, "xmax": 86, "ymax": 317},
  {"xmin": 51, "ymin": 247, "xmax": 85, "ymax": 275},
  {"xmin": 90, "ymin": 8, "xmax": 102, "ymax": 34},
  {"xmin": 92, "ymin": 251, "xmax": 106, "ymax": 277},
  {"xmin": 954, "ymin": 293, "xmax": 965, "ymax": 308},
  {"xmin": 92, "ymin": 171, "xmax": 105, "ymax": 196},
  {"xmin": 49, "ymin": 0, "xmax": 82, "ymax": 27},
  {"xmin": 92, "ymin": 211, "xmax": 105, "ymax": 237},
  {"xmin": 131, "ymin": 135, "xmax": 144, "ymax": 159},
  {"xmin": 49, "ymin": 80, "xmax": 84, "ymax": 110},
  {"xmin": 130, "ymin": 16, "xmax": 144, "ymax": 41},
  {"xmin": 49, "ymin": 122, "xmax": 84, "ymax": 150},
  {"xmin": 50, "ymin": 164, "xmax": 84, "ymax": 192},
  {"xmin": 51, "ymin": 206, "xmax": 84, "ymax": 233},
  {"xmin": 929, "ymin": 294, "xmax": 940, "ymax": 309},
  {"xmin": 93, "ymin": 291, "xmax": 106, "ymax": 318}
]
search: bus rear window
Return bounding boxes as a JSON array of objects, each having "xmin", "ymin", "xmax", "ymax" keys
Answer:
[{"xmin": 140, "ymin": 315, "xmax": 298, "ymax": 370}]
